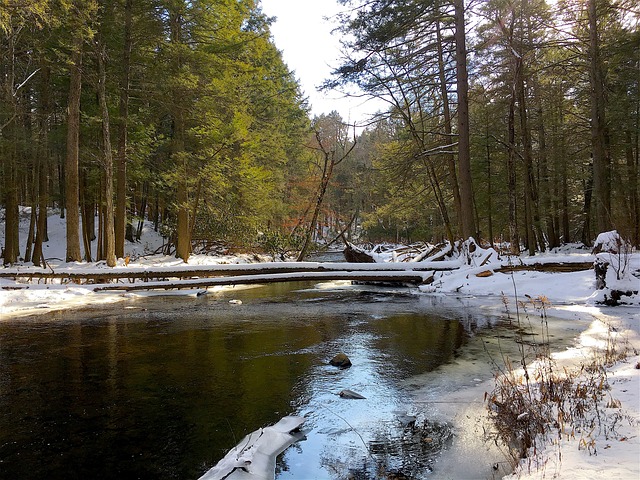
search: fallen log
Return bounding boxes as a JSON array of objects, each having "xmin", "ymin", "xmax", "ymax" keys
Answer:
[
  {"xmin": 343, "ymin": 243, "xmax": 376, "ymax": 263},
  {"xmin": 0, "ymin": 261, "xmax": 458, "ymax": 284},
  {"xmin": 93, "ymin": 270, "xmax": 429, "ymax": 292},
  {"xmin": 498, "ymin": 262, "xmax": 593, "ymax": 273}
]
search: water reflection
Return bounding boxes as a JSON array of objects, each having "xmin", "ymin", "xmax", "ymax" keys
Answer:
[{"xmin": 0, "ymin": 282, "xmax": 493, "ymax": 479}]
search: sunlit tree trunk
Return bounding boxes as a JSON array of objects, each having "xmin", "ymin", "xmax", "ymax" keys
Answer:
[
  {"xmin": 66, "ymin": 38, "xmax": 83, "ymax": 262},
  {"xmin": 97, "ymin": 37, "xmax": 116, "ymax": 267},
  {"xmin": 454, "ymin": 0, "xmax": 476, "ymax": 240},
  {"xmin": 169, "ymin": 8, "xmax": 191, "ymax": 262},
  {"xmin": 436, "ymin": 14, "xmax": 461, "ymax": 235},
  {"xmin": 507, "ymin": 91, "xmax": 520, "ymax": 254},
  {"xmin": 2, "ymin": 25, "xmax": 20, "ymax": 264},
  {"xmin": 33, "ymin": 64, "xmax": 50, "ymax": 267},
  {"xmin": 588, "ymin": 0, "xmax": 611, "ymax": 234},
  {"xmin": 115, "ymin": 0, "xmax": 132, "ymax": 258}
]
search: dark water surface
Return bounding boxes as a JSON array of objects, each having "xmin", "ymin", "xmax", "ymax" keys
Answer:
[{"xmin": 0, "ymin": 281, "xmax": 509, "ymax": 479}]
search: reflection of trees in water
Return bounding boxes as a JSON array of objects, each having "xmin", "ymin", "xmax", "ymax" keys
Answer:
[{"xmin": 319, "ymin": 419, "xmax": 453, "ymax": 479}]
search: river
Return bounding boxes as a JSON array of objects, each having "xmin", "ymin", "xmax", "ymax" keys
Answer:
[{"xmin": 0, "ymin": 277, "xmax": 588, "ymax": 479}]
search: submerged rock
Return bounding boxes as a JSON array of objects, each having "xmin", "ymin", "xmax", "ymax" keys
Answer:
[
  {"xmin": 329, "ymin": 353, "xmax": 352, "ymax": 369},
  {"xmin": 338, "ymin": 389, "xmax": 366, "ymax": 399}
]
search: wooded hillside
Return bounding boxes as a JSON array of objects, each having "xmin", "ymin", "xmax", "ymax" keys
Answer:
[{"xmin": 1, "ymin": 0, "xmax": 638, "ymax": 266}]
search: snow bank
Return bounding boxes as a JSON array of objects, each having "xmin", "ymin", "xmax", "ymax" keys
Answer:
[{"xmin": 198, "ymin": 416, "xmax": 305, "ymax": 480}]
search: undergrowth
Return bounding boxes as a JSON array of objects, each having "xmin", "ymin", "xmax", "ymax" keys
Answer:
[{"xmin": 486, "ymin": 290, "xmax": 634, "ymax": 474}]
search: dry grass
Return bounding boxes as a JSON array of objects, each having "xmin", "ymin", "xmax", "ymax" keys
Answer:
[{"xmin": 486, "ymin": 293, "xmax": 633, "ymax": 471}]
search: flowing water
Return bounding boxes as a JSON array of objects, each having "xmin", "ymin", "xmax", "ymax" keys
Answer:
[{"xmin": 0, "ymin": 278, "xmax": 589, "ymax": 479}]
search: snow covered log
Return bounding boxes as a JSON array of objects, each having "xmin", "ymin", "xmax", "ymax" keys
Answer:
[
  {"xmin": 343, "ymin": 243, "xmax": 376, "ymax": 263},
  {"xmin": 92, "ymin": 271, "xmax": 429, "ymax": 291},
  {"xmin": 198, "ymin": 416, "xmax": 305, "ymax": 480},
  {"xmin": 498, "ymin": 262, "xmax": 593, "ymax": 273}
]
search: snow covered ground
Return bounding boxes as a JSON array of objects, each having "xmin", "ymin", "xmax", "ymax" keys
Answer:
[{"xmin": 1, "ymin": 210, "xmax": 639, "ymax": 479}]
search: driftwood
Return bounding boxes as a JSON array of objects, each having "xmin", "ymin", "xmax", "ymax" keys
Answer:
[{"xmin": 343, "ymin": 243, "xmax": 376, "ymax": 263}]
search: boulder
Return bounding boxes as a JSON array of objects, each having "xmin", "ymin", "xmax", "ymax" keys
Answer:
[
  {"xmin": 338, "ymin": 389, "xmax": 366, "ymax": 399},
  {"xmin": 329, "ymin": 353, "xmax": 352, "ymax": 369}
]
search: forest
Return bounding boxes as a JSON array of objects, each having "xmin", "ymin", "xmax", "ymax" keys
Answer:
[{"xmin": 1, "ymin": 0, "xmax": 638, "ymax": 267}]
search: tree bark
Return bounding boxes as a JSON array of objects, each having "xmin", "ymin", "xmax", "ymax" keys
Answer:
[
  {"xmin": 66, "ymin": 39, "xmax": 83, "ymax": 262},
  {"xmin": 533, "ymin": 78, "xmax": 558, "ymax": 248},
  {"xmin": 2, "ymin": 25, "xmax": 20, "ymax": 264},
  {"xmin": 588, "ymin": 0, "xmax": 611, "ymax": 234},
  {"xmin": 515, "ymin": 56, "xmax": 538, "ymax": 255},
  {"xmin": 507, "ymin": 91, "xmax": 520, "ymax": 254},
  {"xmin": 115, "ymin": 0, "xmax": 132, "ymax": 258},
  {"xmin": 453, "ymin": 0, "xmax": 476, "ymax": 240},
  {"xmin": 436, "ymin": 14, "xmax": 462, "ymax": 235},
  {"xmin": 33, "ymin": 64, "xmax": 50, "ymax": 267},
  {"xmin": 97, "ymin": 39, "xmax": 116, "ymax": 266},
  {"xmin": 581, "ymin": 164, "xmax": 594, "ymax": 246}
]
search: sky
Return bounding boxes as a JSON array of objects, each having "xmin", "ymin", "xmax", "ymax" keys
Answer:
[{"xmin": 259, "ymin": 0, "xmax": 384, "ymax": 125}]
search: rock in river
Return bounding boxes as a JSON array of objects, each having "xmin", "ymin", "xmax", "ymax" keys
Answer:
[
  {"xmin": 329, "ymin": 353, "xmax": 352, "ymax": 369},
  {"xmin": 338, "ymin": 389, "xmax": 366, "ymax": 399}
]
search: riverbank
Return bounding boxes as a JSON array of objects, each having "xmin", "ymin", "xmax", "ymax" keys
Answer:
[
  {"xmin": 406, "ymin": 297, "xmax": 639, "ymax": 479},
  {"xmin": 1, "ymin": 215, "xmax": 639, "ymax": 479},
  {"xmin": 3, "ymin": 259, "xmax": 638, "ymax": 480}
]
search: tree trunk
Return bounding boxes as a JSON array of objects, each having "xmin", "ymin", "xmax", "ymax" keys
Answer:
[
  {"xmin": 588, "ymin": 0, "xmax": 611, "ymax": 233},
  {"xmin": 80, "ymin": 171, "xmax": 93, "ymax": 262},
  {"xmin": 66, "ymin": 40, "xmax": 83, "ymax": 262},
  {"xmin": 2, "ymin": 151, "xmax": 19, "ymax": 265},
  {"xmin": 169, "ymin": 9, "xmax": 191, "ymax": 262},
  {"xmin": 97, "ymin": 39, "xmax": 116, "ymax": 267},
  {"xmin": 297, "ymin": 153, "xmax": 334, "ymax": 261},
  {"xmin": 436, "ymin": 14, "xmax": 462, "ymax": 235},
  {"xmin": 24, "ymin": 195, "xmax": 37, "ymax": 263},
  {"xmin": 115, "ymin": 0, "xmax": 132, "ymax": 258},
  {"xmin": 33, "ymin": 64, "xmax": 50, "ymax": 267},
  {"xmin": 581, "ymin": 163, "xmax": 594, "ymax": 246},
  {"xmin": 533, "ymin": 79, "xmax": 558, "ymax": 248},
  {"xmin": 486, "ymin": 125, "xmax": 494, "ymax": 247},
  {"xmin": 136, "ymin": 182, "xmax": 148, "ymax": 241},
  {"xmin": 515, "ymin": 57, "xmax": 538, "ymax": 255},
  {"xmin": 2, "ymin": 26, "xmax": 20, "ymax": 265},
  {"xmin": 507, "ymin": 92, "xmax": 520, "ymax": 254},
  {"xmin": 625, "ymin": 129, "xmax": 639, "ymax": 246},
  {"xmin": 454, "ymin": 0, "xmax": 476, "ymax": 240}
]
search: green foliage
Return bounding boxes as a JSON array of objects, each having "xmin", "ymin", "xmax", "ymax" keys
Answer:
[{"xmin": 256, "ymin": 229, "xmax": 305, "ymax": 260}]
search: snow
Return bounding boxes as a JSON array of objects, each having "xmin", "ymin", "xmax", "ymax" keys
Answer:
[
  {"xmin": 1, "ymin": 211, "xmax": 639, "ymax": 479},
  {"xmin": 198, "ymin": 416, "xmax": 305, "ymax": 480},
  {"xmin": 502, "ymin": 309, "xmax": 640, "ymax": 480}
]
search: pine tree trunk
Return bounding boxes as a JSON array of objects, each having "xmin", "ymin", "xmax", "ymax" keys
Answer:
[
  {"xmin": 485, "ymin": 126, "xmax": 494, "ymax": 247},
  {"xmin": 533, "ymin": 79, "xmax": 558, "ymax": 248},
  {"xmin": 33, "ymin": 64, "xmax": 50, "ymax": 267},
  {"xmin": 581, "ymin": 165, "xmax": 594, "ymax": 246},
  {"xmin": 436, "ymin": 15, "xmax": 462, "ymax": 235},
  {"xmin": 97, "ymin": 40, "xmax": 116, "ymax": 267},
  {"xmin": 625, "ymin": 130, "xmax": 639, "ymax": 246},
  {"xmin": 588, "ymin": 0, "xmax": 611, "ymax": 234},
  {"xmin": 115, "ymin": 0, "xmax": 132, "ymax": 258},
  {"xmin": 507, "ymin": 92, "xmax": 520, "ymax": 254},
  {"xmin": 454, "ymin": 0, "xmax": 476, "ymax": 240},
  {"xmin": 66, "ymin": 40, "xmax": 83, "ymax": 262},
  {"xmin": 515, "ymin": 59, "xmax": 538, "ymax": 255},
  {"xmin": 2, "ymin": 26, "xmax": 20, "ymax": 265},
  {"xmin": 80, "ymin": 172, "xmax": 93, "ymax": 262}
]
